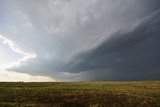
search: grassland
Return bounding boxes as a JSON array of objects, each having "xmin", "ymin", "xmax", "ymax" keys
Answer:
[{"xmin": 0, "ymin": 81, "xmax": 159, "ymax": 107}]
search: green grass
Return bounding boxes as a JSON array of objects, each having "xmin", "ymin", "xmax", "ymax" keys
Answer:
[{"xmin": 0, "ymin": 81, "xmax": 159, "ymax": 107}]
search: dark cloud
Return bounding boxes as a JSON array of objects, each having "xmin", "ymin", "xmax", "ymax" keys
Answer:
[
  {"xmin": 0, "ymin": 0, "xmax": 160, "ymax": 81},
  {"xmin": 65, "ymin": 10, "xmax": 160, "ymax": 81}
]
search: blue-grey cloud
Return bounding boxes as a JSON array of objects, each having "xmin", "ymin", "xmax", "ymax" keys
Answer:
[
  {"xmin": 66, "ymin": 10, "xmax": 160, "ymax": 81},
  {"xmin": 0, "ymin": 0, "xmax": 160, "ymax": 81}
]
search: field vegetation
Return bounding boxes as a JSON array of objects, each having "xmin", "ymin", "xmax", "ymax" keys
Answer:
[{"xmin": 0, "ymin": 81, "xmax": 159, "ymax": 107}]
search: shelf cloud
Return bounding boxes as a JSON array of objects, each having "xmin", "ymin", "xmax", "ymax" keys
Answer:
[{"xmin": 0, "ymin": 0, "xmax": 160, "ymax": 81}]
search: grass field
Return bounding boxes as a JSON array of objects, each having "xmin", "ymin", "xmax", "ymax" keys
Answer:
[{"xmin": 0, "ymin": 81, "xmax": 159, "ymax": 107}]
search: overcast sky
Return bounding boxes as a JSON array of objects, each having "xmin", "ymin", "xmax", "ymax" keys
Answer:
[{"xmin": 0, "ymin": 0, "xmax": 160, "ymax": 81}]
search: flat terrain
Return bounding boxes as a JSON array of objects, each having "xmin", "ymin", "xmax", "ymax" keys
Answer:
[{"xmin": 0, "ymin": 81, "xmax": 159, "ymax": 107}]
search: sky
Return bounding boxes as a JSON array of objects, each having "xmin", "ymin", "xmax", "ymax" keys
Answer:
[{"xmin": 0, "ymin": 0, "xmax": 160, "ymax": 81}]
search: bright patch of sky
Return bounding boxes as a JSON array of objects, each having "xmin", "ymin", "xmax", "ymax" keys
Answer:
[
  {"xmin": 0, "ymin": 35, "xmax": 54, "ymax": 82},
  {"xmin": 0, "ymin": 38, "xmax": 22, "ymax": 67}
]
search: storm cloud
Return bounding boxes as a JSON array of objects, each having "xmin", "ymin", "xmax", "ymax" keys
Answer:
[
  {"xmin": 66, "ymin": 10, "xmax": 160, "ymax": 81},
  {"xmin": 0, "ymin": 0, "xmax": 160, "ymax": 81}
]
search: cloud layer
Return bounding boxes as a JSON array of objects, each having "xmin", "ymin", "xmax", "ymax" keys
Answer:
[
  {"xmin": 67, "ymin": 10, "xmax": 160, "ymax": 81},
  {"xmin": 0, "ymin": 0, "xmax": 160, "ymax": 81}
]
